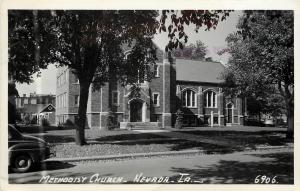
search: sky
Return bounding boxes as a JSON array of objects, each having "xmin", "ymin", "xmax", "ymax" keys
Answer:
[{"xmin": 16, "ymin": 10, "xmax": 242, "ymax": 96}]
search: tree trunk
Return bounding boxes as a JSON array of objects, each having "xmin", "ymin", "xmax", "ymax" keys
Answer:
[{"xmin": 75, "ymin": 81, "xmax": 91, "ymax": 145}]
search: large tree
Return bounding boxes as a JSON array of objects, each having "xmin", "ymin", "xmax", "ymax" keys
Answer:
[
  {"xmin": 223, "ymin": 10, "xmax": 294, "ymax": 139},
  {"xmin": 173, "ymin": 40, "xmax": 207, "ymax": 60},
  {"xmin": 9, "ymin": 10, "xmax": 232, "ymax": 145}
]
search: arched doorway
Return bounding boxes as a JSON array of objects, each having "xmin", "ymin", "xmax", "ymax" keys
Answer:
[{"xmin": 130, "ymin": 99, "xmax": 143, "ymax": 122}]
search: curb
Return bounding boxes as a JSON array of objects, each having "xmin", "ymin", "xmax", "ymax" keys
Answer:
[
  {"xmin": 45, "ymin": 145, "xmax": 293, "ymax": 163},
  {"xmin": 52, "ymin": 137, "xmax": 181, "ymax": 145}
]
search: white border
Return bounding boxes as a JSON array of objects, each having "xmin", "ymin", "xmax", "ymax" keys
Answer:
[{"xmin": 0, "ymin": 1, "xmax": 299, "ymax": 191}]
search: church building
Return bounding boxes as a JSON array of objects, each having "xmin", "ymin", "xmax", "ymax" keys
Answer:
[{"xmin": 55, "ymin": 48, "xmax": 247, "ymax": 129}]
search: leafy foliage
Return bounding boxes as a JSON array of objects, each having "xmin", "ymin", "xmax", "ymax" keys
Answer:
[
  {"xmin": 8, "ymin": 11, "xmax": 55, "ymax": 83},
  {"xmin": 159, "ymin": 10, "xmax": 232, "ymax": 51},
  {"xmin": 223, "ymin": 10, "xmax": 293, "ymax": 137},
  {"xmin": 173, "ymin": 40, "xmax": 207, "ymax": 60}
]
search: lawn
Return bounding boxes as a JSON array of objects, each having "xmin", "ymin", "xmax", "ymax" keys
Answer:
[
  {"xmin": 19, "ymin": 125, "xmax": 293, "ymax": 159},
  {"xmin": 178, "ymin": 129, "xmax": 291, "ymax": 148},
  {"xmin": 52, "ymin": 139, "xmax": 231, "ymax": 158}
]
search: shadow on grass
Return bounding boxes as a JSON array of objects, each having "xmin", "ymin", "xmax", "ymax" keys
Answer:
[
  {"xmin": 94, "ymin": 133, "xmax": 167, "ymax": 142},
  {"xmin": 177, "ymin": 130, "xmax": 287, "ymax": 136},
  {"xmin": 169, "ymin": 152, "xmax": 293, "ymax": 184},
  {"xmin": 17, "ymin": 125, "xmax": 75, "ymax": 134},
  {"xmin": 92, "ymin": 138, "xmax": 236, "ymax": 153},
  {"xmin": 30, "ymin": 134, "xmax": 75, "ymax": 143},
  {"xmin": 173, "ymin": 130, "xmax": 292, "ymax": 146}
]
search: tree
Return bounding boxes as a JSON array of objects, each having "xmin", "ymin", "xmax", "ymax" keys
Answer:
[
  {"xmin": 8, "ymin": 11, "xmax": 54, "ymax": 84},
  {"xmin": 223, "ymin": 10, "xmax": 293, "ymax": 139},
  {"xmin": 9, "ymin": 10, "xmax": 232, "ymax": 145},
  {"xmin": 48, "ymin": 11, "xmax": 159, "ymax": 145},
  {"xmin": 173, "ymin": 40, "xmax": 207, "ymax": 60},
  {"xmin": 159, "ymin": 10, "xmax": 232, "ymax": 51}
]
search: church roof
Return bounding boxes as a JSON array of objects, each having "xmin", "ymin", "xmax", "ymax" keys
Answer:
[{"xmin": 176, "ymin": 59, "xmax": 226, "ymax": 84}]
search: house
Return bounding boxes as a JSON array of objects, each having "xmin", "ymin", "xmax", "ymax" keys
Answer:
[
  {"xmin": 55, "ymin": 49, "xmax": 247, "ymax": 129},
  {"xmin": 16, "ymin": 93, "xmax": 56, "ymax": 125},
  {"xmin": 21, "ymin": 104, "xmax": 56, "ymax": 125}
]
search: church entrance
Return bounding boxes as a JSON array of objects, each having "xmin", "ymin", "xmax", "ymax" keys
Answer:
[{"xmin": 130, "ymin": 100, "xmax": 143, "ymax": 122}]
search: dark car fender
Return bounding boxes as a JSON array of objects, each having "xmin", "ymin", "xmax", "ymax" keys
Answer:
[{"xmin": 8, "ymin": 143, "xmax": 50, "ymax": 165}]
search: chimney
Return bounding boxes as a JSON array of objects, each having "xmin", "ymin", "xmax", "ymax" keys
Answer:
[{"xmin": 23, "ymin": 94, "xmax": 26, "ymax": 97}]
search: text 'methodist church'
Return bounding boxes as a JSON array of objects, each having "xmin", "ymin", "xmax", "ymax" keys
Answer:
[{"xmin": 56, "ymin": 46, "xmax": 247, "ymax": 129}]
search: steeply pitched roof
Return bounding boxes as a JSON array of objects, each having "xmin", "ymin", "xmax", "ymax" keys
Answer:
[
  {"xmin": 22, "ymin": 104, "xmax": 52, "ymax": 114},
  {"xmin": 176, "ymin": 59, "xmax": 225, "ymax": 84}
]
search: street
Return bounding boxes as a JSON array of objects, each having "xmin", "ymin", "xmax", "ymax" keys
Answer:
[{"xmin": 9, "ymin": 148, "xmax": 293, "ymax": 184}]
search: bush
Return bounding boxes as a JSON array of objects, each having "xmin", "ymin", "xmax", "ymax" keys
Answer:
[
  {"xmin": 41, "ymin": 118, "xmax": 50, "ymax": 126},
  {"xmin": 106, "ymin": 109, "xmax": 117, "ymax": 130},
  {"xmin": 64, "ymin": 119, "xmax": 74, "ymax": 126},
  {"xmin": 175, "ymin": 108, "xmax": 184, "ymax": 129}
]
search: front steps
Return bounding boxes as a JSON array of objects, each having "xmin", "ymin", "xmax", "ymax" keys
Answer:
[{"xmin": 120, "ymin": 122, "xmax": 162, "ymax": 130}]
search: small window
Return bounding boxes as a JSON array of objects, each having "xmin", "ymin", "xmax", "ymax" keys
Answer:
[
  {"xmin": 154, "ymin": 65, "xmax": 159, "ymax": 77},
  {"xmin": 153, "ymin": 93, "xmax": 160, "ymax": 106},
  {"xmin": 75, "ymin": 95, "xmax": 79, "ymax": 106},
  {"xmin": 182, "ymin": 89, "xmax": 197, "ymax": 107},
  {"xmin": 112, "ymin": 91, "xmax": 119, "ymax": 105}
]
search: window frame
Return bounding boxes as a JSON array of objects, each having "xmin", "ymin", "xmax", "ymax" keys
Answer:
[
  {"xmin": 204, "ymin": 90, "xmax": 217, "ymax": 108},
  {"xmin": 112, "ymin": 91, "xmax": 120, "ymax": 106},
  {"xmin": 152, "ymin": 92, "xmax": 160, "ymax": 107},
  {"xmin": 182, "ymin": 89, "xmax": 197, "ymax": 108},
  {"xmin": 154, "ymin": 65, "xmax": 160, "ymax": 77}
]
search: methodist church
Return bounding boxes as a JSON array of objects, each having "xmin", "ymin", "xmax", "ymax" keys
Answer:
[{"xmin": 55, "ymin": 47, "xmax": 247, "ymax": 129}]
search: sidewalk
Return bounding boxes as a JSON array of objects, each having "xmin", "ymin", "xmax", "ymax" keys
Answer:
[{"xmin": 47, "ymin": 144, "xmax": 293, "ymax": 163}]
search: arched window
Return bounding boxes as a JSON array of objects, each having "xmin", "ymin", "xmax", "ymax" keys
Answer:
[
  {"xmin": 182, "ymin": 89, "xmax": 197, "ymax": 107},
  {"xmin": 204, "ymin": 91, "xmax": 217, "ymax": 108}
]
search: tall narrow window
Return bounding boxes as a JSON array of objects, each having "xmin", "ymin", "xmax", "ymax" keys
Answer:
[
  {"xmin": 153, "ymin": 93, "xmax": 160, "ymax": 106},
  {"xmin": 75, "ymin": 95, "xmax": 79, "ymax": 106},
  {"xmin": 182, "ymin": 89, "xmax": 197, "ymax": 107},
  {"xmin": 154, "ymin": 65, "xmax": 159, "ymax": 77},
  {"xmin": 112, "ymin": 91, "xmax": 119, "ymax": 105},
  {"xmin": 204, "ymin": 90, "xmax": 217, "ymax": 108}
]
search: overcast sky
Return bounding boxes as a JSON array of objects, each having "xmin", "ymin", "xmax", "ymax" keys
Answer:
[{"xmin": 16, "ymin": 10, "xmax": 242, "ymax": 96}]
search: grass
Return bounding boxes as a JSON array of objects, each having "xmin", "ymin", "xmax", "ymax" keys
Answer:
[
  {"xmin": 178, "ymin": 130, "xmax": 291, "ymax": 148},
  {"xmin": 19, "ymin": 125, "xmax": 293, "ymax": 159},
  {"xmin": 52, "ymin": 139, "xmax": 231, "ymax": 158}
]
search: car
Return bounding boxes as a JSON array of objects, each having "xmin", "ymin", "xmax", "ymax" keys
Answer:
[
  {"xmin": 8, "ymin": 124, "xmax": 54, "ymax": 173},
  {"xmin": 263, "ymin": 118, "xmax": 275, "ymax": 127}
]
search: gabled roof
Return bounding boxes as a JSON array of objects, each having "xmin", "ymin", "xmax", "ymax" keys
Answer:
[
  {"xmin": 40, "ymin": 104, "xmax": 55, "ymax": 113},
  {"xmin": 176, "ymin": 59, "xmax": 226, "ymax": 84},
  {"xmin": 22, "ymin": 104, "xmax": 55, "ymax": 114}
]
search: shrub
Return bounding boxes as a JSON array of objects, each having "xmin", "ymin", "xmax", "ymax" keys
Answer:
[
  {"xmin": 41, "ymin": 118, "xmax": 50, "ymax": 126},
  {"xmin": 64, "ymin": 119, "xmax": 74, "ymax": 126},
  {"xmin": 106, "ymin": 109, "xmax": 116, "ymax": 130},
  {"xmin": 175, "ymin": 108, "xmax": 184, "ymax": 129}
]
